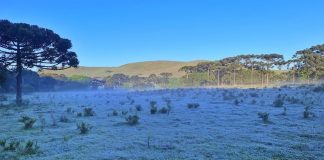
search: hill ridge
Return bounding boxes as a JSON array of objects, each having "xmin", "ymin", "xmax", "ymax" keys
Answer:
[{"xmin": 40, "ymin": 60, "xmax": 207, "ymax": 78}]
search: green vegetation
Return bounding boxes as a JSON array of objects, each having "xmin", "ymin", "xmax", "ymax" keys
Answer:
[{"xmin": 68, "ymin": 75, "xmax": 91, "ymax": 83}]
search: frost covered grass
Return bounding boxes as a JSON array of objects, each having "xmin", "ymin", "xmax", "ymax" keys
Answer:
[{"xmin": 0, "ymin": 86, "xmax": 324, "ymax": 159}]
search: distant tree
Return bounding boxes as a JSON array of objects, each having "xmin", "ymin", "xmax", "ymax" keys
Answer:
[
  {"xmin": 259, "ymin": 54, "xmax": 284, "ymax": 85},
  {"xmin": 160, "ymin": 72, "xmax": 172, "ymax": 87},
  {"xmin": 0, "ymin": 20, "xmax": 79, "ymax": 105},
  {"xmin": 109, "ymin": 73, "xmax": 129, "ymax": 87},
  {"xmin": 147, "ymin": 74, "xmax": 158, "ymax": 84},
  {"xmin": 179, "ymin": 66, "xmax": 195, "ymax": 80},
  {"xmin": 195, "ymin": 62, "xmax": 215, "ymax": 81},
  {"xmin": 238, "ymin": 54, "xmax": 258, "ymax": 85},
  {"xmin": 292, "ymin": 44, "xmax": 324, "ymax": 82},
  {"xmin": 220, "ymin": 57, "xmax": 242, "ymax": 86}
]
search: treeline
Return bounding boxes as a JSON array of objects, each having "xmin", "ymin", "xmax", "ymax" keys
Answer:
[
  {"xmin": 0, "ymin": 70, "xmax": 88, "ymax": 93},
  {"xmin": 179, "ymin": 44, "xmax": 324, "ymax": 87},
  {"xmin": 1, "ymin": 44, "xmax": 323, "ymax": 90}
]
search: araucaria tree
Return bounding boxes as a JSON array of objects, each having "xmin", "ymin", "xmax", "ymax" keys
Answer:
[{"xmin": 0, "ymin": 20, "xmax": 79, "ymax": 105}]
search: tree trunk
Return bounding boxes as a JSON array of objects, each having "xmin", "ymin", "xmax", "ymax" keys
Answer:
[
  {"xmin": 16, "ymin": 46, "xmax": 23, "ymax": 106},
  {"xmin": 267, "ymin": 73, "xmax": 269, "ymax": 86},
  {"xmin": 251, "ymin": 67, "xmax": 254, "ymax": 85},
  {"xmin": 261, "ymin": 73, "xmax": 264, "ymax": 87},
  {"xmin": 233, "ymin": 70, "xmax": 236, "ymax": 86},
  {"xmin": 217, "ymin": 70, "xmax": 220, "ymax": 86},
  {"xmin": 292, "ymin": 70, "xmax": 295, "ymax": 84}
]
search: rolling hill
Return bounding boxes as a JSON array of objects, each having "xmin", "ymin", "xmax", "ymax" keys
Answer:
[{"xmin": 40, "ymin": 60, "xmax": 206, "ymax": 78}]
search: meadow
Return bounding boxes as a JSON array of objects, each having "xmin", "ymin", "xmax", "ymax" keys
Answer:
[{"xmin": 1, "ymin": 85, "xmax": 323, "ymax": 159}]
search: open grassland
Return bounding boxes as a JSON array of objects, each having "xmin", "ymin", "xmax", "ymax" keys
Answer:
[{"xmin": 0, "ymin": 85, "xmax": 324, "ymax": 159}]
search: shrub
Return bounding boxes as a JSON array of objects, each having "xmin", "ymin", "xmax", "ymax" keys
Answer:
[
  {"xmin": 0, "ymin": 139, "xmax": 6, "ymax": 147},
  {"xmin": 4, "ymin": 141, "xmax": 20, "ymax": 151},
  {"xmin": 22, "ymin": 140, "xmax": 39, "ymax": 155},
  {"xmin": 19, "ymin": 115, "xmax": 36, "ymax": 129},
  {"xmin": 273, "ymin": 98, "xmax": 284, "ymax": 107},
  {"xmin": 258, "ymin": 112, "xmax": 269, "ymax": 123},
  {"xmin": 303, "ymin": 106, "xmax": 315, "ymax": 119},
  {"xmin": 122, "ymin": 111, "xmax": 128, "ymax": 116},
  {"xmin": 59, "ymin": 114, "xmax": 69, "ymax": 123},
  {"xmin": 159, "ymin": 107, "xmax": 169, "ymax": 114},
  {"xmin": 135, "ymin": 105, "xmax": 142, "ymax": 111},
  {"xmin": 150, "ymin": 101, "xmax": 157, "ymax": 108},
  {"xmin": 313, "ymin": 85, "xmax": 324, "ymax": 92},
  {"xmin": 187, "ymin": 103, "xmax": 200, "ymax": 109},
  {"xmin": 234, "ymin": 99, "xmax": 239, "ymax": 106},
  {"xmin": 281, "ymin": 107, "xmax": 287, "ymax": 116},
  {"xmin": 250, "ymin": 92, "xmax": 259, "ymax": 97},
  {"xmin": 77, "ymin": 122, "xmax": 91, "ymax": 134},
  {"xmin": 150, "ymin": 101, "xmax": 158, "ymax": 114},
  {"xmin": 125, "ymin": 115, "xmax": 139, "ymax": 125},
  {"xmin": 76, "ymin": 112, "xmax": 82, "ymax": 117},
  {"xmin": 112, "ymin": 110, "xmax": 118, "ymax": 116},
  {"xmin": 150, "ymin": 106, "xmax": 157, "ymax": 114},
  {"xmin": 66, "ymin": 107, "xmax": 73, "ymax": 113},
  {"xmin": 83, "ymin": 107, "xmax": 95, "ymax": 116}
]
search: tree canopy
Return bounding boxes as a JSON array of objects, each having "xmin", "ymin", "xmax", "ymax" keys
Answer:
[{"xmin": 0, "ymin": 20, "xmax": 79, "ymax": 105}]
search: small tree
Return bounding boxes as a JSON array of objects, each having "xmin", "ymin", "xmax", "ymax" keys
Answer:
[{"xmin": 0, "ymin": 20, "xmax": 79, "ymax": 105}]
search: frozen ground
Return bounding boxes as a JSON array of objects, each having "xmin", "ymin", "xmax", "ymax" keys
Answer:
[{"xmin": 0, "ymin": 86, "xmax": 324, "ymax": 160}]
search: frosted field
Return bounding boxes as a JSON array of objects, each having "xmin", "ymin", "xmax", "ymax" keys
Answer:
[{"xmin": 1, "ymin": 86, "xmax": 324, "ymax": 160}]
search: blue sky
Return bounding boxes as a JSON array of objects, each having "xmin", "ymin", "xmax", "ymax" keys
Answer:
[{"xmin": 1, "ymin": 0, "xmax": 324, "ymax": 67}]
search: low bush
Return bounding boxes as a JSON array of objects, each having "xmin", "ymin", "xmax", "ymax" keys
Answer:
[
  {"xmin": 19, "ymin": 115, "xmax": 36, "ymax": 129},
  {"xmin": 150, "ymin": 106, "xmax": 157, "ymax": 114},
  {"xmin": 273, "ymin": 97, "xmax": 284, "ymax": 107},
  {"xmin": 83, "ymin": 107, "xmax": 95, "ymax": 116},
  {"xmin": 76, "ymin": 112, "xmax": 82, "ymax": 117},
  {"xmin": 22, "ymin": 140, "xmax": 40, "ymax": 155},
  {"xmin": 234, "ymin": 99, "xmax": 240, "ymax": 106},
  {"xmin": 77, "ymin": 122, "xmax": 91, "ymax": 134},
  {"xmin": 303, "ymin": 106, "xmax": 315, "ymax": 119},
  {"xmin": 122, "ymin": 110, "xmax": 128, "ymax": 115},
  {"xmin": 135, "ymin": 105, "xmax": 142, "ymax": 111},
  {"xmin": 0, "ymin": 140, "xmax": 39, "ymax": 155},
  {"xmin": 313, "ymin": 84, "xmax": 324, "ymax": 92},
  {"xmin": 258, "ymin": 112, "xmax": 269, "ymax": 123},
  {"xmin": 125, "ymin": 115, "xmax": 139, "ymax": 125},
  {"xmin": 159, "ymin": 107, "xmax": 169, "ymax": 114},
  {"xmin": 187, "ymin": 103, "xmax": 200, "ymax": 109},
  {"xmin": 59, "ymin": 114, "xmax": 69, "ymax": 123},
  {"xmin": 250, "ymin": 92, "xmax": 259, "ymax": 97},
  {"xmin": 112, "ymin": 110, "xmax": 118, "ymax": 116},
  {"xmin": 3, "ymin": 141, "xmax": 20, "ymax": 151}
]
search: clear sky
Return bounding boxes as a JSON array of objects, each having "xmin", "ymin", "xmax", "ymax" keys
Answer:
[{"xmin": 1, "ymin": 0, "xmax": 324, "ymax": 67}]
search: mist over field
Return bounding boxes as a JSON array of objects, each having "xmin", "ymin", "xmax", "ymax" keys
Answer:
[{"xmin": 1, "ymin": 0, "xmax": 324, "ymax": 159}]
